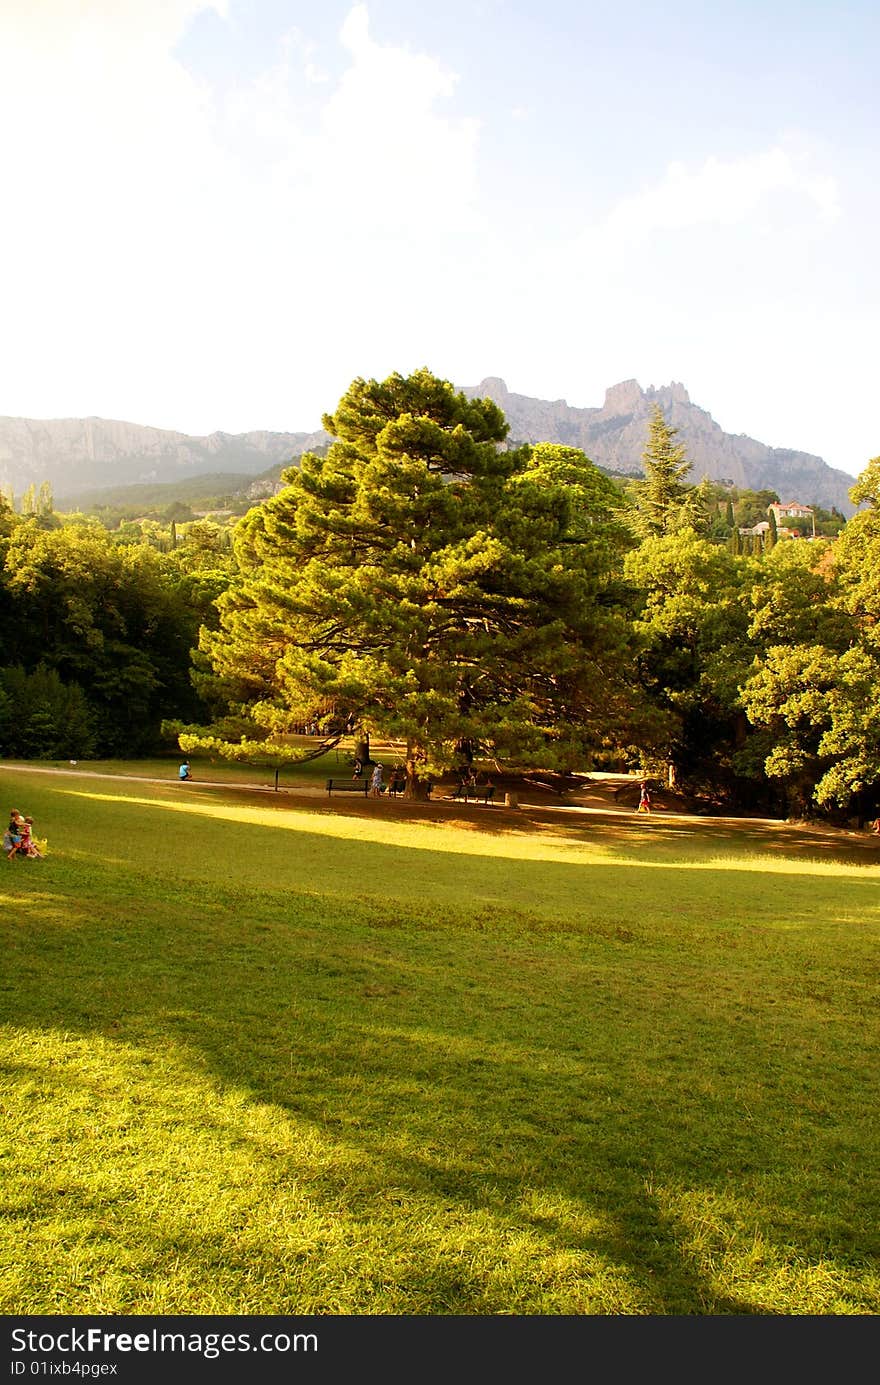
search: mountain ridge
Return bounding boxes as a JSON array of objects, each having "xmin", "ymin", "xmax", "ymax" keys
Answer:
[
  {"xmin": 461, "ymin": 377, "xmax": 857, "ymax": 515},
  {"xmin": 0, "ymin": 379, "xmax": 858, "ymax": 515}
]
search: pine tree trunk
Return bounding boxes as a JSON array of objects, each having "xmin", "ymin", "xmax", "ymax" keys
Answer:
[{"xmin": 404, "ymin": 739, "xmax": 431, "ymax": 800}]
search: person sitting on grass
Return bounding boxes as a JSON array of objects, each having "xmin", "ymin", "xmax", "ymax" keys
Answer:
[
  {"xmin": 5, "ymin": 811, "xmax": 42, "ymax": 860},
  {"xmin": 4, "ymin": 810, "xmax": 24, "ymax": 860},
  {"xmin": 20, "ymin": 817, "xmax": 44, "ymax": 858},
  {"xmin": 179, "ymin": 760, "xmax": 192, "ymax": 781}
]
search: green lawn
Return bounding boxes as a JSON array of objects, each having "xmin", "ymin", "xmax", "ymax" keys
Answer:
[
  {"xmin": 1, "ymin": 765, "xmax": 878, "ymax": 1314},
  {"xmin": 31, "ymin": 746, "xmax": 350, "ymax": 790}
]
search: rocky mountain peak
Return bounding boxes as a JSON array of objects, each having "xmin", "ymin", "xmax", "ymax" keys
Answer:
[
  {"xmin": 460, "ymin": 376, "xmax": 855, "ymax": 514},
  {"xmin": 602, "ymin": 380, "xmax": 645, "ymax": 414},
  {"xmin": 475, "ymin": 376, "xmax": 510, "ymax": 399},
  {"xmin": 648, "ymin": 381, "xmax": 691, "ymax": 407}
]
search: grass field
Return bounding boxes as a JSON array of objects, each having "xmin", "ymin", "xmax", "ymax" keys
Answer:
[{"xmin": 1, "ymin": 763, "xmax": 879, "ymax": 1315}]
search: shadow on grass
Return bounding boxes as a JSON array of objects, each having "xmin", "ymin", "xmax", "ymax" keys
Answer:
[{"xmin": 3, "ymin": 814, "xmax": 879, "ymax": 1312}]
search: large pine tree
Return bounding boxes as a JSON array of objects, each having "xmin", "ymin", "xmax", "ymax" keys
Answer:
[{"xmin": 197, "ymin": 369, "xmax": 645, "ymax": 794}]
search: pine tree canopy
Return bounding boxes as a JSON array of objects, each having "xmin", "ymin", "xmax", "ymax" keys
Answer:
[{"xmin": 198, "ymin": 369, "xmax": 646, "ymax": 789}]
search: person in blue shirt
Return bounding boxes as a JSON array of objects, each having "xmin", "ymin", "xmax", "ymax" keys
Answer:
[{"xmin": 179, "ymin": 761, "xmax": 191, "ymax": 780}]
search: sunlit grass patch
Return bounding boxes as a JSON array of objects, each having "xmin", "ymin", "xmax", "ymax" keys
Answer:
[{"xmin": 1, "ymin": 765, "xmax": 879, "ymax": 1314}]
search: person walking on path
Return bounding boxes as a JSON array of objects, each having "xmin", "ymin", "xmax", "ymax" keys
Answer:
[
  {"xmin": 636, "ymin": 781, "xmax": 652, "ymax": 814},
  {"xmin": 370, "ymin": 762, "xmax": 385, "ymax": 797}
]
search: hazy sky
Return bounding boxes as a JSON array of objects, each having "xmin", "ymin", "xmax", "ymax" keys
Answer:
[{"xmin": 2, "ymin": 1, "xmax": 877, "ymax": 477}]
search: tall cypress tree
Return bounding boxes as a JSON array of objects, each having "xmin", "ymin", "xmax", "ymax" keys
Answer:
[{"xmin": 635, "ymin": 404, "xmax": 693, "ymax": 537}]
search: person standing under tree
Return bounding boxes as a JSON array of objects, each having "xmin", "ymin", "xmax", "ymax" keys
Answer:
[{"xmin": 637, "ymin": 782, "xmax": 652, "ymax": 814}]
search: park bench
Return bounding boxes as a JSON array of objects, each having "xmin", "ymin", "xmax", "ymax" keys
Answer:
[
  {"xmin": 326, "ymin": 778, "xmax": 370, "ymax": 796},
  {"xmin": 450, "ymin": 783, "xmax": 497, "ymax": 805}
]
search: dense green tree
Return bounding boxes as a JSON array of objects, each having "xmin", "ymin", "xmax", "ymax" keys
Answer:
[
  {"xmin": 162, "ymin": 501, "xmax": 195, "ymax": 523},
  {"xmin": 196, "ymin": 370, "xmax": 647, "ymax": 794},
  {"xmin": 745, "ymin": 539, "xmax": 849, "ymax": 648},
  {"xmin": 684, "ymin": 476, "xmax": 717, "ymax": 537},
  {"xmin": 738, "ymin": 540, "xmax": 864, "ymax": 816},
  {"xmin": 734, "ymin": 489, "xmax": 780, "ymax": 529},
  {"xmin": 0, "ymin": 523, "xmax": 213, "ymax": 753},
  {"xmin": 0, "ymin": 665, "xmax": 95, "ymax": 758},
  {"xmin": 847, "ymin": 455, "xmax": 880, "ymax": 510},
  {"xmin": 811, "ymin": 646, "xmax": 880, "ymax": 816},
  {"xmin": 0, "ymin": 492, "xmax": 16, "ymax": 540},
  {"xmin": 729, "ymin": 475, "xmax": 880, "ymax": 819},
  {"xmin": 624, "ymin": 529, "xmax": 756, "ymax": 797},
  {"xmin": 739, "ymin": 644, "xmax": 841, "ymax": 818}
]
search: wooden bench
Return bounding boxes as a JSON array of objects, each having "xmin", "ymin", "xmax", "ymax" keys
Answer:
[
  {"xmin": 326, "ymin": 778, "xmax": 369, "ymax": 796},
  {"xmin": 449, "ymin": 784, "xmax": 497, "ymax": 805}
]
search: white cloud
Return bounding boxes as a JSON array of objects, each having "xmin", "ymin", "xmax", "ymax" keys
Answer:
[
  {"xmin": 324, "ymin": 3, "xmax": 479, "ymax": 222},
  {"xmin": 0, "ymin": 3, "xmax": 481, "ymax": 430},
  {"xmin": 607, "ymin": 146, "xmax": 840, "ymax": 240}
]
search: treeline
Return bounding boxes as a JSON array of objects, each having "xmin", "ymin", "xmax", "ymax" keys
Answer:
[
  {"xmin": 1, "ymin": 370, "xmax": 877, "ymax": 823},
  {"xmin": 0, "ymin": 506, "xmax": 233, "ymax": 756}
]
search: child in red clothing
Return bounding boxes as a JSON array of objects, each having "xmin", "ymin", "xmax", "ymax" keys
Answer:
[{"xmin": 20, "ymin": 817, "xmax": 43, "ymax": 857}]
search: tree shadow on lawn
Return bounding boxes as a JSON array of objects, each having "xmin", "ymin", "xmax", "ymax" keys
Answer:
[
  {"xmin": 485, "ymin": 803, "xmax": 880, "ymax": 867},
  {"xmin": 72, "ymin": 787, "xmax": 880, "ymax": 935},
  {"xmin": 178, "ymin": 775, "xmax": 880, "ymax": 870},
  {"xmin": 4, "ymin": 833, "xmax": 879, "ymax": 1314}
]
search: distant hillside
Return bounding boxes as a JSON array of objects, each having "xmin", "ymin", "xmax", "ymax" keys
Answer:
[
  {"xmin": 462, "ymin": 378, "xmax": 857, "ymax": 515},
  {"xmin": 0, "ymin": 416, "xmax": 327, "ymax": 499},
  {"xmin": 59, "ymin": 471, "xmax": 258, "ymax": 513},
  {"xmin": 1, "ymin": 379, "xmax": 858, "ymax": 515}
]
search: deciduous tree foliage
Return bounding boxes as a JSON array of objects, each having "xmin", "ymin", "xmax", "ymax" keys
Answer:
[
  {"xmin": 0, "ymin": 522, "xmax": 213, "ymax": 754},
  {"xmin": 739, "ymin": 535, "xmax": 870, "ymax": 815},
  {"xmin": 624, "ymin": 529, "xmax": 756, "ymax": 797},
  {"xmin": 198, "ymin": 370, "xmax": 647, "ymax": 793}
]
